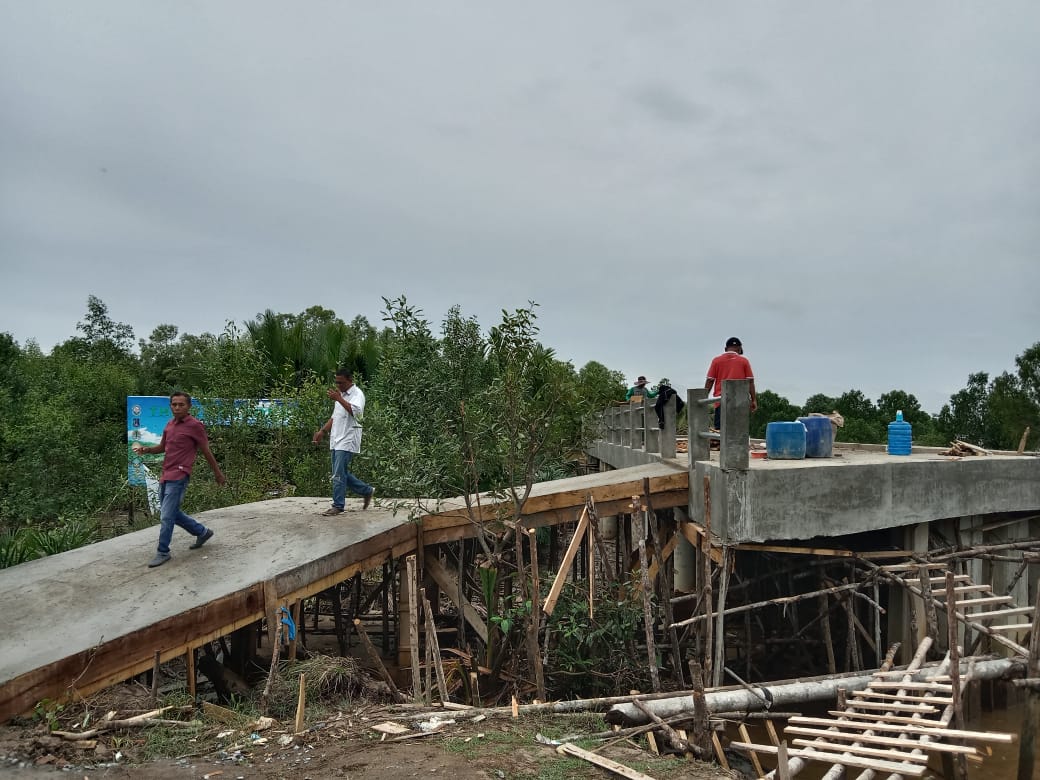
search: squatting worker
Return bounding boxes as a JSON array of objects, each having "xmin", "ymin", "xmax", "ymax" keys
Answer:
[
  {"xmin": 704, "ymin": 337, "xmax": 757, "ymax": 429},
  {"xmin": 313, "ymin": 368, "xmax": 375, "ymax": 516},
  {"xmin": 132, "ymin": 392, "xmax": 225, "ymax": 568}
]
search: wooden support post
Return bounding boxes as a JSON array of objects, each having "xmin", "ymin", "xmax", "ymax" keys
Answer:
[
  {"xmin": 186, "ymin": 647, "xmax": 196, "ymax": 701},
  {"xmin": 422, "ymin": 590, "xmax": 449, "ymax": 705},
  {"xmin": 329, "ymin": 586, "xmax": 347, "ymax": 656},
  {"xmin": 702, "ymin": 476, "xmax": 714, "ymax": 682},
  {"xmin": 946, "ymin": 570, "xmax": 968, "ymax": 780},
  {"xmin": 1016, "ymin": 585, "xmax": 1040, "ymax": 780},
  {"xmin": 150, "ymin": 650, "xmax": 161, "ymax": 705},
  {"xmin": 638, "ymin": 537, "xmax": 660, "ymax": 692},
  {"xmin": 288, "ymin": 600, "xmax": 301, "ymax": 661},
  {"xmin": 259, "ymin": 610, "xmax": 283, "ymax": 716},
  {"xmin": 294, "ymin": 673, "xmax": 306, "ymax": 734},
  {"xmin": 819, "ymin": 593, "xmax": 837, "ymax": 674},
  {"xmin": 405, "ymin": 555, "xmax": 422, "ymax": 702},
  {"xmin": 712, "ymin": 547, "xmax": 731, "ymax": 687},
  {"xmin": 688, "ymin": 660, "xmax": 711, "ymax": 757},
  {"xmin": 526, "ymin": 528, "xmax": 546, "ymax": 702},
  {"xmin": 776, "ymin": 741, "xmax": 791, "ymax": 780},
  {"xmin": 587, "ymin": 513, "xmax": 595, "ymax": 619},
  {"xmin": 918, "ymin": 564, "xmax": 939, "ymax": 648}
]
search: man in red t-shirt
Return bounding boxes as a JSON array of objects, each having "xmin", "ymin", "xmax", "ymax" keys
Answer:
[
  {"xmin": 704, "ymin": 337, "xmax": 757, "ymax": 429},
  {"xmin": 132, "ymin": 392, "xmax": 226, "ymax": 567}
]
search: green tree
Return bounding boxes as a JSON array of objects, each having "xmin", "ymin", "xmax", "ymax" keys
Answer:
[
  {"xmin": 749, "ymin": 390, "xmax": 803, "ymax": 439},
  {"xmin": 986, "ymin": 371, "xmax": 1039, "ymax": 451},
  {"xmin": 936, "ymin": 372, "xmax": 990, "ymax": 446}
]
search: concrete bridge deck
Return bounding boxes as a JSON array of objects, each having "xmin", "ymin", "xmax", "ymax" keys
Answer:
[
  {"xmin": 590, "ymin": 439, "xmax": 1040, "ymax": 543},
  {"xmin": 0, "ymin": 461, "xmax": 687, "ymax": 721}
]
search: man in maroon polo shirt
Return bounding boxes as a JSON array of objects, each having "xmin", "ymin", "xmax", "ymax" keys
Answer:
[{"xmin": 132, "ymin": 392, "xmax": 226, "ymax": 568}]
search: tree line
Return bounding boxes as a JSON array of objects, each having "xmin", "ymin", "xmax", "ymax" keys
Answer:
[{"xmin": 0, "ymin": 294, "xmax": 1036, "ymax": 554}]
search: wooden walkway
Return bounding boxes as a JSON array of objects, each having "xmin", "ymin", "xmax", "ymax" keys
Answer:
[
  {"xmin": 731, "ymin": 637, "xmax": 1017, "ymax": 778},
  {"xmin": 0, "ymin": 462, "xmax": 687, "ymax": 722}
]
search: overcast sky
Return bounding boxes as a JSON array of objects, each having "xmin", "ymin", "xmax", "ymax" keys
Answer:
[{"xmin": 2, "ymin": 3, "xmax": 1038, "ymax": 413}]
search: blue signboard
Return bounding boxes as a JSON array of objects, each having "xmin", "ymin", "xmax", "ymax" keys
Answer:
[
  {"xmin": 126, "ymin": 395, "xmax": 290, "ymax": 486},
  {"xmin": 127, "ymin": 396, "xmax": 173, "ymax": 486}
]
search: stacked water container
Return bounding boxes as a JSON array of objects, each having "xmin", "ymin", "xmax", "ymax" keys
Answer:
[
  {"xmin": 765, "ymin": 421, "xmax": 806, "ymax": 459},
  {"xmin": 797, "ymin": 416, "xmax": 834, "ymax": 458},
  {"xmin": 887, "ymin": 410, "xmax": 912, "ymax": 455}
]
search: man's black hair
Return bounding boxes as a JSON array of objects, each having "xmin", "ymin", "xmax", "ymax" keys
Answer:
[{"xmin": 335, "ymin": 368, "xmax": 354, "ymax": 380}]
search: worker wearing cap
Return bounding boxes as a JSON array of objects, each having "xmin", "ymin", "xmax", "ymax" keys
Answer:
[
  {"xmin": 704, "ymin": 337, "xmax": 757, "ymax": 429},
  {"xmin": 626, "ymin": 375, "xmax": 658, "ymax": 402}
]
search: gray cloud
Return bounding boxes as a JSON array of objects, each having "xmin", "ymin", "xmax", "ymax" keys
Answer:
[{"xmin": 1, "ymin": 2, "xmax": 1038, "ymax": 413}]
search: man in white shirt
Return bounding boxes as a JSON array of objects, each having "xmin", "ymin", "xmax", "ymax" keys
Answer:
[{"xmin": 312, "ymin": 369, "xmax": 375, "ymax": 516}]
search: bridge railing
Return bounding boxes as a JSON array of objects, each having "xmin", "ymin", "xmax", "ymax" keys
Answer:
[{"xmin": 597, "ymin": 379, "xmax": 751, "ymax": 470}]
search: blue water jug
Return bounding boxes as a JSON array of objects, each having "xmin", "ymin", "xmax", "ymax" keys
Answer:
[
  {"xmin": 797, "ymin": 416, "xmax": 833, "ymax": 458},
  {"xmin": 766, "ymin": 421, "xmax": 806, "ymax": 459},
  {"xmin": 887, "ymin": 410, "xmax": 912, "ymax": 456}
]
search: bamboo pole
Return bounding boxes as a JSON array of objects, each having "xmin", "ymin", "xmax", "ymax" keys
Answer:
[
  {"xmin": 526, "ymin": 528, "xmax": 546, "ymax": 702},
  {"xmin": 820, "ymin": 593, "xmax": 837, "ymax": 674},
  {"xmin": 422, "ymin": 590, "xmax": 449, "ymax": 705},
  {"xmin": 1016, "ymin": 586, "xmax": 1040, "ymax": 780},
  {"xmin": 918, "ymin": 564, "xmax": 939, "ymax": 648},
  {"xmin": 713, "ymin": 547, "xmax": 731, "ymax": 687},
  {"xmin": 405, "ymin": 555, "xmax": 422, "ymax": 701},
  {"xmin": 702, "ymin": 476, "xmax": 713, "ymax": 682},
  {"xmin": 294, "ymin": 673, "xmax": 306, "ymax": 734},
  {"xmin": 259, "ymin": 611, "xmax": 283, "ymax": 716},
  {"xmin": 946, "ymin": 571, "xmax": 967, "ymax": 780},
  {"xmin": 150, "ymin": 650, "xmax": 160, "ymax": 706},
  {"xmin": 638, "ymin": 537, "xmax": 661, "ymax": 692}
]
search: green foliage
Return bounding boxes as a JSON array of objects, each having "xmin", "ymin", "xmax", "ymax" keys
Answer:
[
  {"xmin": 26, "ymin": 517, "xmax": 98, "ymax": 556},
  {"xmin": 545, "ymin": 579, "xmax": 648, "ymax": 698},
  {"xmin": 749, "ymin": 390, "xmax": 803, "ymax": 438}
]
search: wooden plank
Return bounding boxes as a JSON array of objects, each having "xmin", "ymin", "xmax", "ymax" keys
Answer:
[
  {"xmin": 791, "ymin": 715, "xmax": 1016, "ymax": 743},
  {"xmin": 423, "ymin": 552, "xmax": 488, "ymax": 642},
  {"xmin": 852, "ymin": 690, "xmax": 954, "ymax": 705},
  {"xmin": 868, "ymin": 681, "xmax": 953, "ymax": 692},
  {"xmin": 965, "ymin": 606, "xmax": 1035, "ymax": 619},
  {"xmin": 678, "ymin": 521, "xmax": 724, "ymax": 565},
  {"xmin": 953, "ymin": 596, "xmax": 1015, "ymax": 608},
  {"xmin": 990, "ymin": 623, "xmax": 1033, "ymax": 632},
  {"xmin": 788, "ymin": 738, "xmax": 930, "ymax": 763},
  {"xmin": 729, "ymin": 742, "xmax": 927, "ymax": 776},
  {"xmin": 827, "ymin": 710, "xmax": 945, "ymax": 726},
  {"xmin": 733, "ymin": 543, "xmax": 853, "ymax": 557},
  {"xmin": 555, "ymin": 742, "xmax": 657, "ymax": 779},
  {"xmin": 785, "ymin": 727, "xmax": 978, "ymax": 755},
  {"xmin": 845, "ymin": 700, "xmax": 937, "ymax": 713},
  {"xmin": 738, "ymin": 723, "xmax": 764, "ymax": 778},
  {"xmin": 542, "ymin": 508, "xmax": 590, "ymax": 616},
  {"xmin": 947, "ymin": 585, "xmax": 995, "ymax": 595}
]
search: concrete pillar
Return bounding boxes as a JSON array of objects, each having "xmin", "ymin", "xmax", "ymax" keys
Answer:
[
  {"xmin": 688, "ymin": 388, "xmax": 710, "ymax": 465},
  {"xmin": 719, "ymin": 379, "xmax": 750, "ymax": 471},
  {"xmin": 660, "ymin": 390, "xmax": 677, "ymax": 459},
  {"xmin": 673, "ymin": 507, "xmax": 695, "ymax": 592},
  {"xmin": 598, "ymin": 461, "xmax": 618, "ymax": 541}
]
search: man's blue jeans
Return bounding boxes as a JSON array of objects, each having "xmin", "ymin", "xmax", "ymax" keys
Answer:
[
  {"xmin": 331, "ymin": 449, "xmax": 373, "ymax": 509},
  {"xmin": 157, "ymin": 476, "xmax": 207, "ymax": 555}
]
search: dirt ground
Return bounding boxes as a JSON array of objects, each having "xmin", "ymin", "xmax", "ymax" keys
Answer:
[{"xmin": 0, "ymin": 685, "xmax": 739, "ymax": 780}]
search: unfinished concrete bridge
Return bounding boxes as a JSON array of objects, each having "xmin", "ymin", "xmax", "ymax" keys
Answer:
[{"xmin": 2, "ymin": 379, "xmax": 1039, "ymax": 734}]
